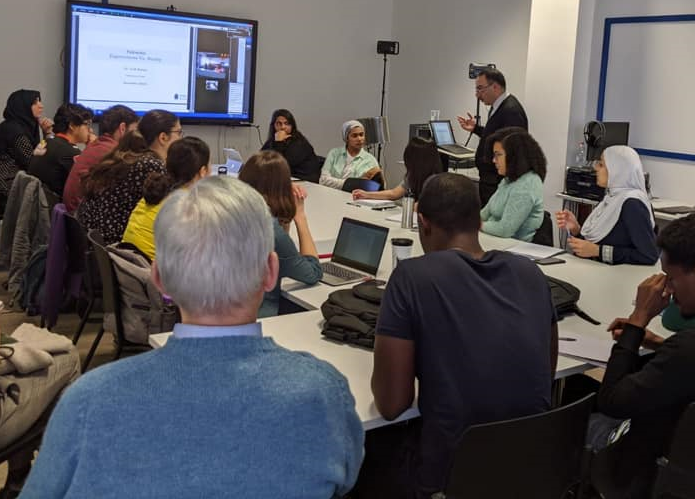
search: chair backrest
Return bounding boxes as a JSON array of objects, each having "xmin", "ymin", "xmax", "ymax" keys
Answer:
[
  {"xmin": 41, "ymin": 206, "xmax": 90, "ymax": 328},
  {"xmin": 42, "ymin": 184, "xmax": 61, "ymax": 215},
  {"xmin": 64, "ymin": 213, "xmax": 89, "ymax": 278},
  {"xmin": 445, "ymin": 393, "xmax": 595, "ymax": 499},
  {"xmin": 532, "ymin": 210, "xmax": 554, "ymax": 247},
  {"xmin": 41, "ymin": 204, "xmax": 70, "ymax": 328},
  {"xmin": 341, "ymin": 178, "xmax": 381, "ymax": 193},
  {"xmin": 652, "ymin": 402, "xmax": 695, "ymax": 498},
  {"xmin": 0, "ymin": 171, "xmax": 51, "ymax": 299},
  {"xmin": 87, "ymin": 229, "xmax": 124, "ymax": 343}
]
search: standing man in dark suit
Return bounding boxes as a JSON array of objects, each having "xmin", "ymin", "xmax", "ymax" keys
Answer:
[{"xmin": 457, "ymin": 68, "xmax": 528, "ymax": 205}]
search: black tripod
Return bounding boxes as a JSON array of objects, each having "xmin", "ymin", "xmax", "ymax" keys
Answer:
[
  {"xmin": 377, "ymin": 52, "xmax": 389, "ymax": 163},
  {"xmin": 464, "ymin": 98, "xmax": 482, "ymax": 147}
]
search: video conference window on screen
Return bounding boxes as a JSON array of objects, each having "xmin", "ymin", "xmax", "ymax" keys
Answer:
[{"xmin": 65, "ymin": 2, "xmax": 258, "ymax": 124}]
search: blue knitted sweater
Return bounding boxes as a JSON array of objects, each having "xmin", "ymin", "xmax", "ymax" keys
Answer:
[{"xmin": 20, "ymin": 335, "xmax": 364, "ymax": 498}]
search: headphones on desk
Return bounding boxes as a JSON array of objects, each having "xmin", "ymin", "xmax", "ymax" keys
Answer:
[{"xmin": 583, "ymin": 120, "xmax": 606, "ymax": 148}]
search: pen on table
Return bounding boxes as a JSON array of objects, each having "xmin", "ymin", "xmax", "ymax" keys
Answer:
[
  {"xmin": 559, "ymin": 337, "xmax": 577, "ymax": 341},
  {"xmin": 372, "ymin": 206, "xmax": 398, "ymax": 211},
  {"xmin": 346, "ymin": 202, "xmax": 361, "ymax": 208}
]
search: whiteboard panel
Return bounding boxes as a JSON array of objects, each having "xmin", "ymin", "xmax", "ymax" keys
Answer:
[{"xmin": 599, "ymin": 16, "xmax": 695, "ymax": 160}]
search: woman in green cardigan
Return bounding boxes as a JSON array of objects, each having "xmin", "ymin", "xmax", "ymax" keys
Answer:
[{"xmin": 480, "ymin": 127, "xmax": 546, "ymax": 241}]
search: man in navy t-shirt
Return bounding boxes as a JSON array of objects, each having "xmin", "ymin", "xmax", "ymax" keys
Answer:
[{"xmin": 371, "ymin": 172, "xmax": 559, "ymax": 498}]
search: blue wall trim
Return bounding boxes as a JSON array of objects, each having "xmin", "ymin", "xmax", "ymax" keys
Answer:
[
  {"xmin": 597, "ymin": 14, "xmax": 695, "ymax": 162},
  {"xmin": 634, "ymin": 148, "xmax": 695, "ymax": 162}
]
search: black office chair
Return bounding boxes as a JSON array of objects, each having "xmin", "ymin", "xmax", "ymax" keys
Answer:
[
  {"xmin": 532, "ymin": 210, "xmax": 554, "ymax": 247},
  {"xmin": 41, "ymin": 184, "xmax": 61, "ymax": 215},
  {"xmin": 444, "ymin": 393, "xmax": 595, "ymax": 499},
  {"xmin": 82, "ymin": 230, "xmax": 149, "ymax": 371},
  {"xmin": 40, "ymin": 206, "xmax": 92, "ymax": 330},
  {"xmin": 341, "ymin": 178, "xmax": 381, "ymax": 193},
  {"xmin": 652, "ymin": 402, "xmax": 695, "ymax": 498},
  {"xmin": 69, "ymin": 217, "xmax": 102, "ymax": 347}
]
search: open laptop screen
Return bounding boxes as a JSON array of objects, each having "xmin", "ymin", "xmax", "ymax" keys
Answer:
[
  {"xmin": 332, "ymin": 218, "xmax": 389, "ymax": 275},
  {"xmin": 429, "ymin": 120, "xmax": 456, "ymax": 146}
]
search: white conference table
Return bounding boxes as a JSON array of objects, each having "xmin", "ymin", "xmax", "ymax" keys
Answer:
[
  {"xmin": 151, "ymin": 181, "xmax": 665, "ymax": 430},
  {"xmin": 149, "ymin": 310, "xmax": 596, "ymax": 431},
  {"xmin": 285, "ymin": 182, "xmax": 661, "ymax": 322}
]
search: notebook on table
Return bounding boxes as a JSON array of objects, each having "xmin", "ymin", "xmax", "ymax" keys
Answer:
[
  {"xmin": 655, "ymin": 205, "xmax": 695, "ymax": 215},
  {"xmin": 429, "ymin": 120, "xmax": 476, "ymax": 156},
  {"xmin": 320, "ymin": 218, "xmax": 389, "ymax": 286}
]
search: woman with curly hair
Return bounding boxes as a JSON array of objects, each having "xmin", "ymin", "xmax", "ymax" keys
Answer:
[
  {"xmin": 480, "ymin": 127, "xmax": 546, "ymax": 241},
  {"xmin": 77, "ymin": 109, "xmax": 181, "ymax": 244}
]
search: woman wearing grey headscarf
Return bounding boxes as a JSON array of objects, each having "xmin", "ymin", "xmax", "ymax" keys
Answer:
[
  {"xmin": 556, "ymin": 145, "xmax": 658, "ymax": 265},
  {"xmin": 319, "ymin": 120, "xmax": 381, "ymax": 190}
]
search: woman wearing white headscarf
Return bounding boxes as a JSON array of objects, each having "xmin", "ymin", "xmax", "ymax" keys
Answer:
[
  {"xmin": 556, "ymin": 145, "xmax": 658, "ymax": 265},
  {"xmin": 319, "ymin": 120, "xmax": 381, "ymax": 190}
]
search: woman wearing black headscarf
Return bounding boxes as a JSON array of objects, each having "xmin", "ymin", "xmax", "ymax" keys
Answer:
[{"xmin": 0, "ymin": 89, "xmax": 53, "ymax": 208}]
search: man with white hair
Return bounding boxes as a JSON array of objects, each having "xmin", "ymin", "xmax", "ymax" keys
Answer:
[{"xmin": 20, "ymin": 176, "xmax": 364, "ymax": 498}]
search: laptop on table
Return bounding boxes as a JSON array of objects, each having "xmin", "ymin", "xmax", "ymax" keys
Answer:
[
  {"xmin": 429, "ymin": 120, "xmax": 475, "ymax": 156},
  {"xmin": 320, "ymin": 217, "xmax": 389, "ymax": 286}
]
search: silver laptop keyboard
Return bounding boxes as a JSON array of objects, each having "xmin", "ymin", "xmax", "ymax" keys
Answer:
[
  {"xmin": 440, "ymin": 144, "xmax": 473, "ymax": 155},
  {"xmin": 321, "ymin": 262, "xmax": 366, "ymax": 281}
]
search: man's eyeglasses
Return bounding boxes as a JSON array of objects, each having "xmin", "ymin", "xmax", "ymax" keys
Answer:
[
  {"xmin": 475, "ymin": 83, "xmax": 494, "ymax": 93},
  {"xmin": 169, "ymin": 128, "xmax": 184, "ymax": 137}
]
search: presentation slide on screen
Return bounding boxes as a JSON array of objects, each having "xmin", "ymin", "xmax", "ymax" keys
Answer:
[
  {"xmin": 225, "ymin": 40, "xmax": 247, "ymax": 113},
  {"xmin": 75, "ymin": 15, "xmax": 192, "ymax": 112}
]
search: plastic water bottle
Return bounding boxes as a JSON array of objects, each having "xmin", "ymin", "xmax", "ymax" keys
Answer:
[
  {"xmin": 575, "ymin": 142, "xmax": 586, "ymax": 167},
  {"xmin": 401, "ymin": 192, "xmax": 414, "ymax": 229}
]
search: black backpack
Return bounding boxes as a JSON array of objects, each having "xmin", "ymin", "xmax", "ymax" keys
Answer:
[
  {"xmin": 320, "ymin": 277, "xmax": 598, "ymax": 350},
  {"xmin": 320, "ymin": 280, "xmax": 385, "ymax": 349},
  {"xmin": 546, "ymin": 275, "xmax": 599, "ymax": 325}
]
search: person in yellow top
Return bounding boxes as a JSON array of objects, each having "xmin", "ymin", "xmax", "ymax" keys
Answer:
[{"xmin": 122, "ymin": 137, "xmax": 210, "ymax": 259}]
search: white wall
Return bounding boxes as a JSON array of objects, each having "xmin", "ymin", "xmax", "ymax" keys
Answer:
[
  {"xmin": 524, "ymin": 0, "xmax": 582, "ymax": 214},
  {"xmin": 2, "ymin": 0, "xmax": 688, "ymax": 203},
  {"xmin": 385, "ymin": 0, "xmax": 533, "ymax": 186},
  {"xmin": 573, "ymin": 0, "xmax": 695, "ymax": 203},
  {"xmin": 566, "ymin": 0, "xmax": 598, "ymax": 168},
  {"xmin": 0, "ymin": 0, "xmax": 394, "ymax": 163}
]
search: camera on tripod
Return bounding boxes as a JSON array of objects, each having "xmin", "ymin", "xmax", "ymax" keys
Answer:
[{"xmin": 468, "ymin": 62, "xmax": 496, "ymax": 79}]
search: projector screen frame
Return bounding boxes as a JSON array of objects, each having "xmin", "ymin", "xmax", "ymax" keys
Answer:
[{"xmin": 64, "ymin": 0, "xmax": 259, "ymax": 126}]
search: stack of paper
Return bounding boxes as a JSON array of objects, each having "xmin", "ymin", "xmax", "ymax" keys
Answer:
[
  {"xmin": 506, "ymin": 242, "xmax": 564, "ymax": 260},
  {"xmin": 353, "ymin": 199, "xmax": 397, "ymax": 209},
  {"xmin": 558, "ymin": 331, "xmax": 615, "ymax": 365}
]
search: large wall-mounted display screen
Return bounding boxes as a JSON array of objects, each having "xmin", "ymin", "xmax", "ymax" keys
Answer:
[{"xmin": 65, "ymin": 1, "xmax": 258, "ymax": 124}]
